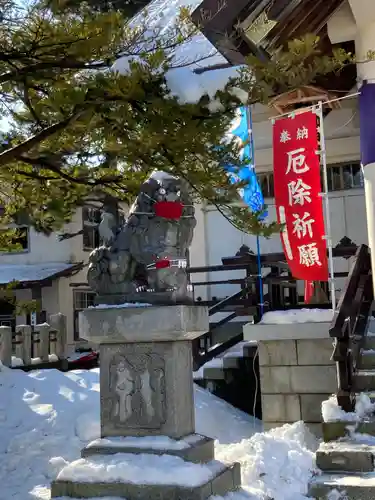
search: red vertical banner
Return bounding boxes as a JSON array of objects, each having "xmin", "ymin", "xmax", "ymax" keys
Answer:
[{"xmin": 273, "ymin": 111, "xmax": 328, "ymax": 281}]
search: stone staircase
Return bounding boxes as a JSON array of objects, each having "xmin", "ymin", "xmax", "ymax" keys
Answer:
[
  {"xmin": 193, "ymin": 340, "xmax": 262, "ymax": 419},
  {"xmin": 308, "ymin": 331, "xmax": 375, "ymax": 499}
]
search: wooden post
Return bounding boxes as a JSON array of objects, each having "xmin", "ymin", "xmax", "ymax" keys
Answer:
[
  {"xmin": 50, "ymin": 313, "xmax": 67, "ymax": 359},
  {"xmin": 35, "ymin": 323, "xmax": 50, "ymax": 362},
  {"xmin": 18, "ymin": 325, "xmax": 32, "ymax": 366},
  {"xmin": 0, "ymin": 326, "xmax": 12, "ymax": 367}
]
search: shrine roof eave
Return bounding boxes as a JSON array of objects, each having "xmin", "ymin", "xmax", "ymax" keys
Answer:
[{"xmin": 191, "ymin": 0, "xmax": 357, "ymax": 102}]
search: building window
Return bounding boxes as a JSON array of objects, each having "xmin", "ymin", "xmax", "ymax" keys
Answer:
[
  {"xmin": 326, "ymin": 162, "xmax": 364, "ymax": 191},
  {"xmin": 73, "ymin": 290, "xmax": 96, "ymax": 340},
  {"xmin": 259, "ymin": 161, "xmax": 363, "ymax": 199},
  {"xmin": 258, "ymin": 173, "xmax": 275, "ymax": 197},
  {"xmin": 82, "ymin": 206, "xmax": 101, "ymax": 251}
]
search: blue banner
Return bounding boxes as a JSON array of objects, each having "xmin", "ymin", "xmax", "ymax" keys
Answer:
[{"xmin": 226, "ymin": 106, "xmax": 267, "ymax": 217}]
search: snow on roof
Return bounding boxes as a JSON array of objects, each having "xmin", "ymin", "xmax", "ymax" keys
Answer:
[
  {"xmin": 112, "ymin": 0, "xmax": 242, "ymax": 103},
  {"xmin": 0, "ymin": 262, "xmax": 79, "ymax": 285},
  {"xmin": 150, "ymin": 170, "xmax": 177, "ymax": 182}
]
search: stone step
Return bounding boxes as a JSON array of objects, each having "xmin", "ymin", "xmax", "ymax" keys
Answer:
[
  {"xmin": 52, "ymin": 457, "xmax": 241, "ymax": 499},
  {"xmin": 356, "ymin": 392, "xmax": 375, "ymax": 403},
  {"xmin": 353, "ymin": 370, "xmax": 375, "ymax": 392},
  {"xmin": 316, "ymin": 441, "xmax": 375, "ymax": 473},
  {"xmin": 202, "ymin": 364, "xmax": 244, "ymax": 381},
  {"xmin": 81, "ymin": 434, "xmax": 215, "ymax": 464},
  {"xmin": 242, "ymin": 342, "xmax": 258, "ymax": 358},
  {"xmin": 194, "ymin": 341, "xmax": 258, "ymax": 381},
  {"xmin": 365, "ymin": 335, "xmax": 375, "ymax": 350},
  {"xmin": 322, "ymin": 419, "xmax": 375, "ymax": 442},
  {"xmin": 308, "ymin": 471, "xmax": 375, "ymax": 499},
  {"xmin": 222, "ymin": 355, "xmax": 242, "ymax": 369},
  {"xmin": 202, "ymin": 348, "xmax": 258, "ymax": 380},
  {"xmin": 359, "ymin": 350, "xmax": 375, "ymax": 370},
  {"xmin": 202, "ymin": 367, "xmax": 227, "ymax": 380}
]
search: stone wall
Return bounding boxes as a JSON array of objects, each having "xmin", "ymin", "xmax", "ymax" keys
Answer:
[{"xmin": 243, "ymin": 320, "xmax": 336, "ymax": 437}]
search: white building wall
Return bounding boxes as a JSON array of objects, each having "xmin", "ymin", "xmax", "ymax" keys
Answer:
[{"xmin": 0, "ymin": 208, "xmax": 84, "ymax": 265}]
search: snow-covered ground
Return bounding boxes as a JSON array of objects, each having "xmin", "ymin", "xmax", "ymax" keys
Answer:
[{"xmin": 0, "ymin": 364, "xmax": 319, "ymax": 500}]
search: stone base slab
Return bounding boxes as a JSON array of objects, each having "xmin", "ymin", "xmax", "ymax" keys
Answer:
[
  {"xmin": 95, "ymin": 291, "xmax": 194, "ymax": 306},
  {"xmin": 51, "ymin": 461, "xmax": 241, "ymax": 499},
  {"xmin": 316, "ymin": 441, "xmax": 375, "ymax": 473},
  {"xmin": 79, "ymin": 305, "xmax": 209, "ymax": 344},
  {"xmin": 243, "ymin": 320, "xmax": 332, "ymax": 342},
  {"xmin": 81, "ymin": 433, "xmax": 215, "ymax": 464},
  {"xmin": 308, "ymin": 472, "xmax": 375, "ymax": 499}
]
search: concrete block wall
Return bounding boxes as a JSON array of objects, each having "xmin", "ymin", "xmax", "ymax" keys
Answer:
[{"xmin": 258, "ymin": 338, "xmax": 336, "ymax": 437}]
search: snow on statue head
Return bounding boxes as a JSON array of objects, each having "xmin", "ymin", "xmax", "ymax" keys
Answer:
[{"xmin": 87, "ymin": 170, "xmax": 196, "ymax": 306}]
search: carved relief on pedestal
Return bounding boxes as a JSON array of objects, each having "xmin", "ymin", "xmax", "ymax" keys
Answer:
[{"xmin": 105, "ymin": 348, "xmax": 166, "ymax": 429}]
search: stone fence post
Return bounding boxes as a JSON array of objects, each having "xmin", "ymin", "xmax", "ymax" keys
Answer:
[{"xmin": 0, "ymin": 326, "xmax": 12, "ymax": 367}]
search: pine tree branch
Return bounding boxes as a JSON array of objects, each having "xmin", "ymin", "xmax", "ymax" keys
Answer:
[
  {"xmin": 22, "ymin": 82, "xmax": 44, "ymax": 127},
  {"xmin": 18, "ymin": 156, "xmax": 123, "ymax": 186},
  {"xmin": 15, "ymin": 169, "xmax": 56, "ymax": 181},
  {"xmin": 0, "ymin": 111, "xmax": 84, "ymax": 166},
  {"xmin": 58, "ymin": 229, "xmax": 84, "ymax": 241},
  {"xmin": 193, "ymin": 62, "xmax": 233, "ymax": 74},
  {"xmin": 0, "ymin": 59, "xmax": 110, "ymax": 84}
]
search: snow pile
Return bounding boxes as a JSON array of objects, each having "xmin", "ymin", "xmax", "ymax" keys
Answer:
[
  {"xmin": 215, "ymin": 422, "xmax": 318, "ymax": 500},
  {"xmin": 260, "ymin": 309, "xmax": 334, "ymax": 325},
  {"xmin": 88, "ymin": 302, "xmax": 152, "ymax": 309},
  {"xmin": 0, "ymin": 365, "xmax": 318, "ymax": 499},
  {"xmin": 113, "ymin": 0, "xmax": 242, "ymax": 104},
  {"xmin": 322, "ymin": 393, "xmax": 375, "ymax": 422}
]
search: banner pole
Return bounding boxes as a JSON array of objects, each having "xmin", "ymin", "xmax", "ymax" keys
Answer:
[
  {"xmin": 317, "ymin": 102, "xmax": 336, "ymax": 312},
  {"xmin": 246, "ymin": 105, "xmax": 265, "ymax": 318}
]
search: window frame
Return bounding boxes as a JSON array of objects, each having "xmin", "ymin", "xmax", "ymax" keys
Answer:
[
  {"xmin": 73, "ymin": 289, "xmax": 96, "ymax": 340},
  {"xmin": 258, "ymin": 161, "xmax": 363, "ymax": 199},
  {"xmin": 82, "ymin": 206, "xmax": 102, "ymax": 252}
]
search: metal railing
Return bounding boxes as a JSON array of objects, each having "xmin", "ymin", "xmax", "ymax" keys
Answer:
[
  {"xmin": 330, "ymin": 244, "xmax": 373, "ymax": 412},
  {"xmin": 192, "ymin": 285, "xmax": 254, "ymax": 370},
  {"xmin": 189, "ymin": 245, "xmax": 358, "ymax": 370}
]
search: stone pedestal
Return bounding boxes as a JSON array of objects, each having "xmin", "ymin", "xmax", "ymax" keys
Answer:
[
  {"xmin": 51, "ymin": 305, "xmax": 241, "ymax": 499},
  {"xmin": 243, "ymin": 314, "xmax": 336, "ymax": 437}
]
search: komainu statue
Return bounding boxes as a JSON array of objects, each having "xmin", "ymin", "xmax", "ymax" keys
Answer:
[{"xmin": 87, "ymin": 171, "xmax": 196, "ymax": 305}]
